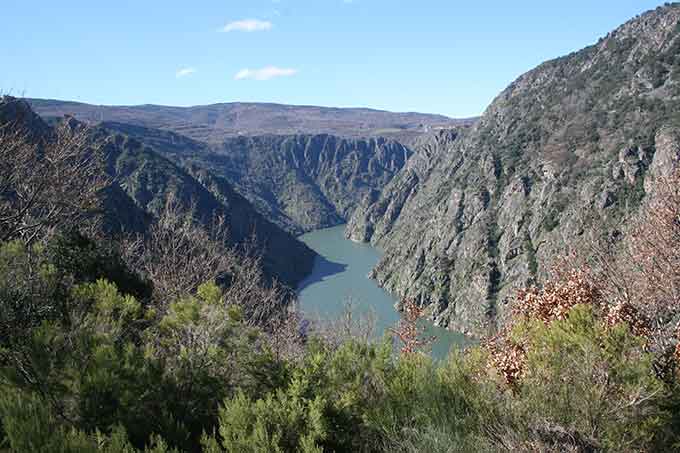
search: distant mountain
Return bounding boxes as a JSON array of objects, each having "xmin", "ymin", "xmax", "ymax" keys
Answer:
[
  {"xmin": 27, "ymin": 99, "xmax": 475, "ymax": 144},
  {"xmin": 347, "ymin": 3, "xmax": 680, "ymax": 336}
]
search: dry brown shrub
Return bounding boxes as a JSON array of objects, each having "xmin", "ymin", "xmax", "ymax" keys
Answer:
[
  {"xmin": 590, "ymin": 168, "xmax": 680, "ymax": 374},
  {"xmin": 513, "ymin": 265, "xmax": 603, "ymax": 324},
  {"xmin": 485, "ymin": 337, "xmax": 526, "ymax": 388},
  {"xmin": 486, "ymin": 264, "xmax": 652, "ymax": 387},
  {"xmin": 122, "ymin": 195, "xmax": 290, "ymax": 326},
  {"xmin": 390, "ymin": 299, "xmax": 435, "ymax": 355},
  {"xmin": 0, "ymin": 114, "xmax": 109, "ymax": 244}
]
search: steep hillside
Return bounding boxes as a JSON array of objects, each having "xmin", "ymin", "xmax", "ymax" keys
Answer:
[
  {"xmin": 200, "ymin": 135, "xmax": 412, "ymax": 234},
  {"xmin": 97, "ymin": 126, "xmax": 317, "ymax": 287},
  {"xmin": 0, "ymin": 97, "xmax": 316, "ymax": 288},
  {"xmin": 27, "ymin": 99, "xmax": 473, "ymax": 144},
  {"xmin": 347, "ymin": 4, "xmax": 680, "ymax": 336},
  {"xmin": 98, "ymin": 122, "xmax": 413, "ymax": 235}
]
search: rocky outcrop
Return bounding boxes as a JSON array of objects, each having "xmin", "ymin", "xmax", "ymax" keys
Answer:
[{"xmin": 347, "ymin": 4, "xmax": 680, "ymax": 336}]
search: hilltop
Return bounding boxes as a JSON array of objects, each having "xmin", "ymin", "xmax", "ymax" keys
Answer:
[{"xmin": 27, "ymin": 98, "xmax": 475, "ymax": 144}]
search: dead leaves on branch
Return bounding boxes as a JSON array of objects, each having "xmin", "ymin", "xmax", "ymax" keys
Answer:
[
  {"xmin": 390, "ymin": 299, "xmax": 436, "ymax": 355},
  {"xmin": 487, "ymin": 265, "xmax": 652, "ymax": 387}
]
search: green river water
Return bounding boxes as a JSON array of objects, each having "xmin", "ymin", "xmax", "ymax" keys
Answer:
[{"xmin": 296, "ymin": 225, "xmax": 472, "ymax": 359}]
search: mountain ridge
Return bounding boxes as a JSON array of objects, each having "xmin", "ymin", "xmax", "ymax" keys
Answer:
[
  {"xmin": 0, "ymin": 96, "xmax": 317, "ymax": 289},
  {"xmin": 27, "ymin": 98, "xmax": 475, "ymax": 144},
  {"xmin": 347, "ymin": 2, "xmax": 680, "ymax": 336}
]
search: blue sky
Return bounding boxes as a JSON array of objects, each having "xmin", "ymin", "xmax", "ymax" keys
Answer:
[{"xmin": 3, "ymin": 0, "xmax": 667, "ymax": 117}]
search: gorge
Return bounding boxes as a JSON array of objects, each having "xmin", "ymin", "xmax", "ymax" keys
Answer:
[
  {"xmin": 21, "ymin": 4, "xmax": 680, "ymax": 340},
  {"xmin": 297, "ymin": 225, "xmax": 471, "ymax": 359},
  {"xmin": 4, "ymin": 2, "xmax": 680, "ymax": 451}
]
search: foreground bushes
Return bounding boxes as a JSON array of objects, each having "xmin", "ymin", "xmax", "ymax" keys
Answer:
[
  {"xmin": 2, "ymin": 232, "xmax": 680, "ymax": 452},
  {"xmin": 194, "ymin": 303, "xmax": 677, "ymax": 452},
  {"xmin": 492, "ymin": 306, "xmax": 670, "ymax": 451},
  {"xmin": 0, "ymin": 237, "xmax": 284, "ymax": 452},
  {"xmin": 0, "ymin": 167, "xmax": 679, "ymax": 451}
]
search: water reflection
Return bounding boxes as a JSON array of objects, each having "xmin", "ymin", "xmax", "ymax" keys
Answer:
[{"xmin": 297, "ymin": 255, "xmax": 348, "ymax": 292}]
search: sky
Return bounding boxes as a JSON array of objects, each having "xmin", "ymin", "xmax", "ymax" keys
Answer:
[{"xmin": 2, "ymin": 0, "xmax": 668, "ymax": 117}]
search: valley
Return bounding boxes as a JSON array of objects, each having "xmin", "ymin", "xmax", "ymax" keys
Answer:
[
  {"xmin": 23, "ymin": 2, "xmax": 680, "ymax": 338},
  {"xmin": 4, "ymin": 3, "xmax": 680, "ymax": 451}
]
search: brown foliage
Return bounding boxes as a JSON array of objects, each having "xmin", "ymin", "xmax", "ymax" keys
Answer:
[
  {"xmin": 390, "ymin": 299, "xmax": 435, "ymax": 354},
  {"xmin": 513, "ymin": 266, "xmax": 603, "ymax": 324},
  {"xmin": 487, "ymin": 265, "xmax": 651, "ymax": 387},
  {"xmin": 485, "ymin": 266, "xmax": 598, "ymax": 387},
  {"xmin": 486, "ymin": 338, "xmax": 526, "ymax": 388}
]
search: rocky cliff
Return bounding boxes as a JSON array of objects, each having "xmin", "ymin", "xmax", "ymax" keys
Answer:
[
  {"xmin": 205, "ymin": 135, "xmax": 413, "ymax": 234},
  {"xmin": 97, "ymin": 124, "xmax": 414, "ymax": 235},
  {"xmin": 347, "ymin": 4, "xmax": 680, "ymax": 336}
]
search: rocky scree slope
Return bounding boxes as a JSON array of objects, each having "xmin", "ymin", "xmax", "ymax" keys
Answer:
[{"xmin": 347, "ymin": 4, "xmax": 680, "ymax": 336}]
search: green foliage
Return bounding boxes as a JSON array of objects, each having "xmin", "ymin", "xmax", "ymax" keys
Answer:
[
  {"xmin": 0, "ymin": 232, "xmax": 150, "ymax": 352},
  {"xmin": 206, "ymin": 339, "xmax": 501, "ymax": 453},
  {"xmin": 46, "ymin": 231, "xmax": 152, "ymax": 301},
  {"xmin": 0, "ymin": 240, "xmax": 60, "ymax": 346},
  {"xmin": 207, "ymin": 340, "xmax": 392, "ymax": 452},
  {"xmin": 0, "ymin": 387, "xmax": 181, "ymax": 453},
  {"xmin": 506, "ymin": 305, "xmax": 669, "ymax": 451},
  {"xmin": 214, "ymin": 391, "xmax": 326, "ymax": 453},
  {"xmin": 2, "ymin": 200, "xmax": 680, "ymax": 453},
  {"xmin": 0, "ymin": 237, "xmax": 282, "ymax": 452},
  {"xmin": 145, "ymin": 281, "xmax": 284, "ymax": 450},
  {"xmin": 365, "ymin": 349, "xmax": 496, "ymax": 453}
]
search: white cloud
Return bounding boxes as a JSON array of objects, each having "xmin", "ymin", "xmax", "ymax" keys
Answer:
[
  {"xmin": 220, "ymin": 19, "xmax": 272, "ymax": 33},
  {"xmin": 234, "ymin": 66, "xmax": 298, "ymax": 81},
  {"xmin": 176, "ymin": 67, "xmax": 197, "ymax": 78}
]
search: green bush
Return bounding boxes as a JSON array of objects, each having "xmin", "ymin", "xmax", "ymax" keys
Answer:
[
  {"xmin": 503, "ymin": 305, "xmax": 669, "ymax": 451},
  {"xmin": 206, "ymin": 340, "xmax": 393, "ymax": 452}
]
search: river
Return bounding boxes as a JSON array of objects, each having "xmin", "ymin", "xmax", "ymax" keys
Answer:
[{"xmin": 296, "ymin": 224, "xmax": 471, "ymax": 360}]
